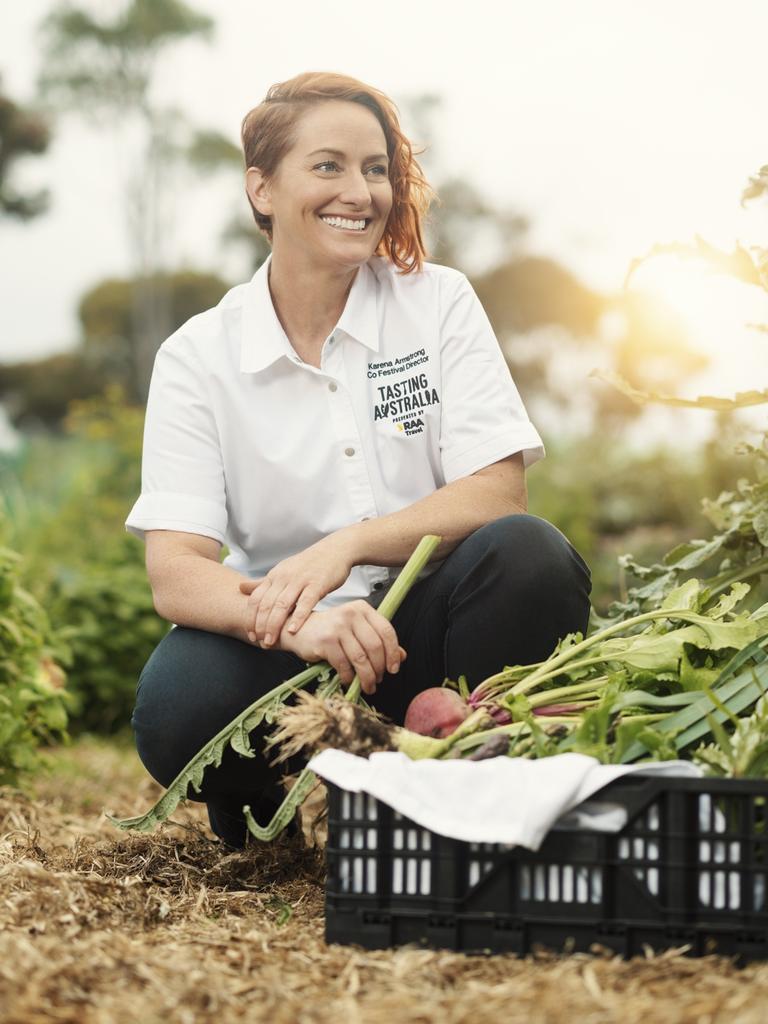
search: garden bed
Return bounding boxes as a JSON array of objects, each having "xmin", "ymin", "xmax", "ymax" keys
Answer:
[{"xmin": 1, "ymin": 736, "xmax": 767, "ymax": 1023}]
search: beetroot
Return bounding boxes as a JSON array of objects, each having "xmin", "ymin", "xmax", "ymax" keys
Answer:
[{"xmin": 404, "ymin": 687, "xmax": 472, "ymax": 738}]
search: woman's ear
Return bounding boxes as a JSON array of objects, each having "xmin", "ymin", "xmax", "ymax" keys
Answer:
[{"xmin": 245, "ymin": 167, "xmax": 272, "ymax": 216}]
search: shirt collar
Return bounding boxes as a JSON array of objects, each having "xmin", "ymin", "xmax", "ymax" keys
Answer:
[{"xmin": 240, "ymin": 252, "xmax": 380, "ymax": 374}]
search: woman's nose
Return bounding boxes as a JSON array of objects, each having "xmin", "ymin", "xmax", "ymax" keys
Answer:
[{"xmin": 338, "ymin": 171, "xmax": 372, "ymax": 208}]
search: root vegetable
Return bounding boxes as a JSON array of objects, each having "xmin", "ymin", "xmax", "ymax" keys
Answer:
[{"xmin": 404, "ymin": 687, "xmax": 472, "ymax": 738}]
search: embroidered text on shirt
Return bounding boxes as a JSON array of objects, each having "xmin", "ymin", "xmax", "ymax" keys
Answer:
[{"xmin": 368, "ymin": 353, "xmax": 441, "ymax": 436}]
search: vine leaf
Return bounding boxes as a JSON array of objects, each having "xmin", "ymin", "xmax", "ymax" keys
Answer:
[
  {"xmin": 589, "ymin": 368, "xmax": 768, "ymax": 411},
  {"xmin": 243, "ymin": 766, "xmax": 318, "ymax": 841},
  {"xmin": 108, "ymin": 663, "xmax": 326, "ymax": 832}
]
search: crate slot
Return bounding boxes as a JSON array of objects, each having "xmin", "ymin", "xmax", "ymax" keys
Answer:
[
  {"xmin": 697, "ymin": 794, "xmax": 744, "ymax": 909},
  {"xmin": 467, "ymin": 842, "xmax": 499, "ymax": 888},
  {"xmin": 338, "ymin": 853, "xmax": 378, "ymax": 894},
  {"xmin": 519, "ymin": 862, "xmax": 601, "ymax": 904},
  {"xmin": 339, "ymin": 790, "xmax": 378, "ymax": 823},
  {"xmin": 617, "ymin": 802, "xmax": 662, "ymax": 896},
  {"xmin": 392, "ymin": 854, "xmax": 432, "ymax": 895},
  {"xmin": 755, "ymin": 876, "xmax": 766, "ymax": 911}
]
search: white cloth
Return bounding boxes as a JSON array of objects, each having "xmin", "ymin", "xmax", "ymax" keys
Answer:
[
  {"xmin": 125, "ymin": 253, "xmax": 545, "ymax": 609},
  {"xmin": 307, "ymin": 749, "xmax": 703, "ymax": 849}
]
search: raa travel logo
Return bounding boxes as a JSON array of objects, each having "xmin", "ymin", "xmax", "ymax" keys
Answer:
[{"xmin": 397, "ymin": 418, "xmax": 425, "ymax": 436}]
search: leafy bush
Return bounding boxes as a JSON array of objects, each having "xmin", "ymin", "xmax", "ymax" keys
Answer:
[
  {"xmin": 0, "ymin": 539, "xmax": 69, "ymax": 784},
  {"xmin": 49, "ymin": 561, "xmax": 169, "ymax": 734},
  {"xmin": 3, "ymin": 386, "xmax": 169, "ymax": 735},
  {"xmin": 527, "ymin": 424, "xmax": 758, "ymax": 611}
]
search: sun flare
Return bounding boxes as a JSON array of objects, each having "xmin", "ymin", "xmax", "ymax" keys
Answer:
[{"xmin": 628, "ymin": 254, "xmax": 766, "ymax": 362}]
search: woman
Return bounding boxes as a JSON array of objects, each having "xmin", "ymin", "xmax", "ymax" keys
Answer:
[{"xmin": 127, "ymin": 71, "xmax": 592, "ymax": 848}]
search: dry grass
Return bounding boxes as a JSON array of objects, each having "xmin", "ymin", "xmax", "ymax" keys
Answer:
[{"xmin": 1, "ymin": 736, "xmax": 768, "ymax": 1023}]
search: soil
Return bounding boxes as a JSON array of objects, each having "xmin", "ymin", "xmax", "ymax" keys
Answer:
[{"xmin": 1, "ymin": 735, "xmax": 767, "ymax": 1023}]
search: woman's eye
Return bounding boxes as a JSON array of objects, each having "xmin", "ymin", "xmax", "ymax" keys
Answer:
[{"xmin": 314, "ymin": 161, "xmax": 388, "ymax": 177}]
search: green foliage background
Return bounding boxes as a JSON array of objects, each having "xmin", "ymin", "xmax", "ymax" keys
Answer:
[
  {"xmin": 1, "ymin": 386, "xmax": 169, "ymax": 737},
  {"xmin": 0, "ymin": 540, "xmax": 68, "ymax": 784}
]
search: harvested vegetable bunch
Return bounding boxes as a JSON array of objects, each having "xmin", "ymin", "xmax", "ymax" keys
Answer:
[
  {"xmin": 332, "ymin": 577, "xmax": 768, "ymax": 766},
  {"xmin": 469, "ymin": 578, "xmax": 767, "ymax": 719},
  {"xmin": 269, "ymin": 690, "xmax": 492, "ymax": 763}
]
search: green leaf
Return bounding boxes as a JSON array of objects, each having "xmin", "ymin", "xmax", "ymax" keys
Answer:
[
  {"xmin": 620, "ymin": 638, "xmax": 768, "ymax": 762},
  {"xmin": 704, "ymin": 711, "xmax": 734, "ymax": 758},
  {"xmin": 243, "ymin": 767, "xmax": 318, "ymax": 841},
  {"xmin": 707, "ymin": 582, "xmax": 752, "ymax": 619},
  {"xmin": 588, "ymin": 368, "xmax": 768, "ymax": 411},
  {"xmin": 109, "ymin": 663, "xmax": 325, "ymax": 832},
  {"xmin": 609, "ymin": 690, "xmax": 702, "ymax": 713}
]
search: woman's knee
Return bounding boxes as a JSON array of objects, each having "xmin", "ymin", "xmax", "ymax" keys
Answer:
[
  {"xmin": 131, "ymin": 627, "xmax": 254, "ymax": 787},
  {"xmin": 131, "ymin": 626, "xmax": 305, "ymax": 789},
  {"xmin": 475, "ymin": 513, "xmax": 592, "ymax": 593}
]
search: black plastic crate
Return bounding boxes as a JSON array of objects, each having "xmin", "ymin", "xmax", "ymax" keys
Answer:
[{"xmin": 324, "ymin": 775, "xmax": 768, "ymax": 959}]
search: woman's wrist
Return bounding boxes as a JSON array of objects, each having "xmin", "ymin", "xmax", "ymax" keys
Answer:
[{"xmin": 334, "ymin": 522, "xmax": 367, "ymax": 568}]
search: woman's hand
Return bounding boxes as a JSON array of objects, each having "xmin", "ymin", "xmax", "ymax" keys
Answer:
[
  {"xmin": 239, "ymin": 530, "xmax": 359, "ymax": 648},
  {"xmin": 278, "ymin": 603, "xmax": 407, "ymax": 696}
]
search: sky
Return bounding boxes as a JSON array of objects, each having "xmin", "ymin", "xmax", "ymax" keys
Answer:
[{"xmin": 1, "ymin": 0, "xmax": 767, "ymax": 446}]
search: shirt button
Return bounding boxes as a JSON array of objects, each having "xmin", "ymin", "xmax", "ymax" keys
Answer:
[
  {"xmin": 344, "ymin": 447, "xmax": 355, "ymax": 457},
  {"xmin": 328, "ymin": 382, "xmax": 338, "ymax": 392}
]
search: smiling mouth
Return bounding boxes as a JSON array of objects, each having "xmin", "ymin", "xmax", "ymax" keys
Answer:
[{"xmin": 318, "ymin": 215, "xmax": 371, "ymax": 233}]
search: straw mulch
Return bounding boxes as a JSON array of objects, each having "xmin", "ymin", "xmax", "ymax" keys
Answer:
[{"xmin": 1, "ymin": 737, "xmax": 768, "ymax": 1023}]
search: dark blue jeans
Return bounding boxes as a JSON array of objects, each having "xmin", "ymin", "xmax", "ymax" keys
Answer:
[{"xmin": 131, "ymin": 514, "xmax": 592, "ymax": 846}]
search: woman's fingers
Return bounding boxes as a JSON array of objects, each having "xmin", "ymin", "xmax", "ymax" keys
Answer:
[
  {"xmin": 255, "ymin": 581, "xmax": 296, "ymax": 646},
  {"xmin": 240, "ymin": 577, "xmax": 268, "ymax": 642},
  {"xmin": 325, "ymin": 639, "xmax": 355, "ymax": 686},
  {"xmin": 286, "ymin": 587, "xmax": 321, "ymax": 636},
  {"xmin": 362, "ymin": 607, "xmax": 404, "ymax": 675},
  {"xmin": 338, "ymin": 629, "xmax": 379, "ymax": 695},
  {"xmin": 239, "ymin": 577, "xmax": 265, "ymax": 595},
  {"xmin": 348, "ymin": 616, "xmax": 388, "ymax": 688}
]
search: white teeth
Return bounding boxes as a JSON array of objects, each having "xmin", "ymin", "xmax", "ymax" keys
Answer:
[{"xmin": 320, "ymin": 215, "xmax": 367, "ymax": 231}]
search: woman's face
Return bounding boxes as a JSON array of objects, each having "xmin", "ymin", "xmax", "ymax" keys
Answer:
[{"xmin": 246, "ymin": 99, "xmax": 394, "ymax": 272}]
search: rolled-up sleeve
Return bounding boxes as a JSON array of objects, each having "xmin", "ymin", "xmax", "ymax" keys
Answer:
[
  {"xmin": 437, "ymin": 272, "xmax": 546, "ymax": 482},
  {"xmin": 125, "ymin": 336, "xmax": 227, "ymax": 543}
]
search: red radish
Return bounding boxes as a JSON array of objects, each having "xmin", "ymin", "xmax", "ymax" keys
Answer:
[{"xmin": 404, "ymin": 687, "xmax": 472, "ymax": 738}]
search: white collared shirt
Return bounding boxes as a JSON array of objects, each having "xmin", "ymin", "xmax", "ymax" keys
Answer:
[{"xmin": 125, "ymin": 254, "xmax": 546, "ymax": 608}]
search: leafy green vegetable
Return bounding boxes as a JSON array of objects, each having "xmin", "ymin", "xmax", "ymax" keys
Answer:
[
  {"xmin": 619, "ymin": 634, "xmax": 768, "ymax": 762},
  {"xmin": 693, "ymin": 693, "xmax": 768, "ymax": 777}
]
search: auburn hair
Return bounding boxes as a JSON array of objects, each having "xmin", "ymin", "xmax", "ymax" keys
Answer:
[{"xmin": 240, "ymin": 72, "xmax": 438, "ymax": 274}]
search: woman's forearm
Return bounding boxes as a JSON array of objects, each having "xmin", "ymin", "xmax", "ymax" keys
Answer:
[
  {"xmin": 151, "ymin": 554, "xmax": 255, "ymax": 644},
  {"xmin": 340, "ymin": 470, "xmax": 526, "ymax": 569}
]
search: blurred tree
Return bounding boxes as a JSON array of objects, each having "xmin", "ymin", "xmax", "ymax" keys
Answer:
[
  {"xmin": 399, "ymin": 93, "xmax": 530, "ymax": 273},
  {"xmin": 473, "ymin": 256, "xmax": 603, "ymax": 337},
  {"xmin": 78, "ymin": 269, "xmax": 231, "ymax": 402},
  {"xmin": 0, "ymin": 75, "xmax": 51, "ymax": 220},
  {"xmin": 0, "ymin": 270, "xmax": 231, "ymax": 425},
  {"xmin": 0, "ymin": 352, "xmax": 107, "ymax": 430},
  {"xmin": 37, "ymin": 0, "xmax": 218, "ymax": 399},
  {"xmin": 184, "ymin": 127, "xmax": 272, "ymax": 274}
]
